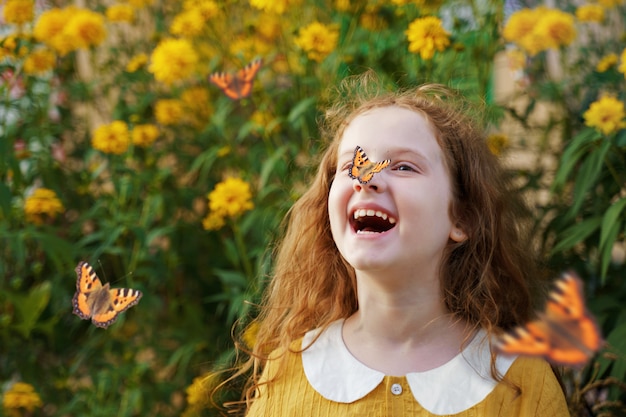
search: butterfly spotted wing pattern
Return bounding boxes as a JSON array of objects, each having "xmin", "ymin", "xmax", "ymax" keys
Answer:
[
  {"xmin": 209, "ymin": 59, "xmax": 263, "ymax": 100},
  {"xmin": 72, "ymin": 261, "xmax": 142, "ymax": 329},
  {"xmin": 348, "ymin": 146, "xmax": 391, "ymax": 184},
  {"xmin": 494, "ymin": 272, "xmax": 602, "ymax": 368}
]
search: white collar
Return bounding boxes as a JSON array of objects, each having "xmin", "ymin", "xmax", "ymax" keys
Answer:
[{"xmin": 302, "ymin": 320, "xmax": 517, "ymax": 414}]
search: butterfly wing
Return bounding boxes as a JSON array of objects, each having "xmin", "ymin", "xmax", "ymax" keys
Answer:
[
  {"xmin": 495, "ymin": 272, "xmax": 603, "ymax": 368},
  {"xmin": 349, "ymin": 146, "xmax": 391, "ymax": 184},
  {"xmin": 542, "ymin": 272, "xmax": 602, "ymax": 366},
  {"xmin": 91, "ymin": 287, "xmax": 143, "ymax": 329},
  {"xmin": 209, "ymin": 59, "xmax": 262, "ymax": 100},
  {"xmin": 72, "ymin": 261, "xmax": 103, "ymax": 320}
]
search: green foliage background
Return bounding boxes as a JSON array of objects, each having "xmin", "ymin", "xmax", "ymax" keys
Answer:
[{"xmin": 1, "ymin": 0, "xmax": 625, "ymax": 416}]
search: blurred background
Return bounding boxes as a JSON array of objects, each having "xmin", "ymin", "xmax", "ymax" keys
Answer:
[{"xmin": 1, "ymin": 0, "xmax": 625, "ymax": 415}]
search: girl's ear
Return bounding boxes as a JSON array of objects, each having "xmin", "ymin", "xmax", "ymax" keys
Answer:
[{"xmin": 449, "ymin": 225, "xmax": 467, "ymax": 243}]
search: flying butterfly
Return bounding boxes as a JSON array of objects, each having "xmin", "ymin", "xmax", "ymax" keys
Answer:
[
  {"xmin": 348, "ymin": 146, "xmax": 391, "ymax": 184},
  {"xmin": 208, "ymin": 58, "xmax": 262, "ymax": 100},
  {"xmin": 72, "ymin": 261, "xmax": 142, "ymax": 329},
  {"xmin": 494, "ymin": 271, "xmax": 603, "ymax": 368}
]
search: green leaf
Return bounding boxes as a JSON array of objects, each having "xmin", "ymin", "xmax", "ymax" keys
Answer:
[
  {"xmin": 552, "ymin": 128, "xmax": 600, "ymax": 191},
  {"xmin": 259, "ymin": 145, "xmax": 288, "ymax": 191},
  {"xmin": 9, "ymin": 281, "xmax": 52, "ymax": 339},
  {"xmin": 551, "ymin": 216, "xmax": 602, "ymax": 254},
  {"xmin": 287, "ymin": 97, "xmax": 316, "ymax": 126},
  {"xmin": 568, "ymin": 139, "xmax": 612, "ymax": 217}
]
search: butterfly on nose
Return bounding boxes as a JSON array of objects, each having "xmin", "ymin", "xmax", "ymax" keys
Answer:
[{"xmin": 349, "ymin": 146, "xmax": 390, "ymax": 185}]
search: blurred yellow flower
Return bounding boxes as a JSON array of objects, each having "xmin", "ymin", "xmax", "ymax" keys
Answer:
[
  {"xmin": 0, "ymin": 34, "xmax": 29, "ymax": 59},
  {"xmin": 486, "ymin": 133, "xmax": 509, "ymax": 156},
  {"xmin": 217, "ymin": 146, "xmax": 231, "ymax": 157},
  {"xmin": 583, "ymin": 96, "xmax": 626, "ymax": 135},
  {"xmin": 92, "ymin": 121, "xmax": 131, "ymax": 154},
  {"xmin": 534, "ymin": 9, "xmax": 576, "ymax": 50},
  {"xmin": 181, "ymin": 87, "xmax": 213, "ymax": 127},
  {"xmin": 242, "ymin": 321, "xmax": 259, "ymax": 348},
  {"xmin": 504, "ymin": 8, "xmax": 576, "ymax": 56},
  {"xmin": 154, "ymin": 99, "xmax": 184, "ymax": 125},
  {"xmin": 132, "ymin": 124, "xmax": 160, "ymax": 147},
  {"xmin": 361, "ymin": 6, "xmax": 388, "ymax": 31},
  {"xmin": 250, "ymin": 0, "xmax": 300, "ymax": 14},
  {"xmin": 126, "ymin": 53, "xmax": 148, "ymax": 72},
  {"xmin": 106, "ymin": 4, "xmax": 135, "ymax": 23},
  {"xmin": 208, "ymin": 177, "xmax": 254, "ymax": 219},
  {"xmin": 64, "ymin": 9, "xmax": 107, "ymax": 49},
  {"xmin": 33, "ymin": 7, "xmax": 79, "ymax": 55},
  {"xmin": 202, "ymin": 211, "xmax": 226, "ymax": 231},
  {"xmin": 596, "ymin": 53, "xmax": 618, "ymax": 72},
  {"xmin": 294, "ymin": 21, "xmax": 339, "ymax": 62},
  {"xmin": 619, "ymin": 48, "xmax": 626, "ymax": 77},
  {"xmin": 170, "ymin": 8, "xmax": 205, "ymax": 37},
  {"xmin": 3, "ymin": 0, "xmax": 34, "ymax": 25},
  {"xmin": 149, "ymin": 38, "xmax": 198, "ymax": 85},
  {"xmin": 405, "ymin": 16, "xmax": 450, "ymax": 60},
  {"xmin": 24, "ymin": 189, "xmax": 64, "ymax": 225},
  {"xmin": 2, "ymin": 382, "xmax": 43, "ymax": 414},
  {"xmin": 23, "ymin": 48, "xmax": 56, "ymax": 74},
  {"xmin": 576, "ymin": 4, "xmax": 605, "ymax": 22}
]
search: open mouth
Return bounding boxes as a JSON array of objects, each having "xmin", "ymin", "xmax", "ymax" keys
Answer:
[{"xmin": 351, "ymin": 209, "xmax": 397, "ymax": 234}]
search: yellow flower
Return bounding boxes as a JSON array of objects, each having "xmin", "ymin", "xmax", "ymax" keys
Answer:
[
  {"xmin": 486, "ymin": 133, "xmax": 509, "ymax": 156},
  {"xmin": 170, "ymin": 8, "xmax": 205, "ymax": 37},
  {"xmin": 131, "ymin": 124, "xmax": 160, "ymax": 147},
  {"xmin": 249, "ymin": 0, "xmax": 301, "ymax": 14},
  {"xmin": 360, "ymin": 6, "xmax": 389, "ymax": 31},
  {"xmin": 202, "ymin": 211, "xmax": 226, "ymax": 231},
  {"xmin": 106, "ymin": 4, "xmax": 135, "ymax": 23},
  {"xmin": 184, "ymin": 0, "xmax": 220, "ymax": 20},
  {"xmin": 619, "ymin": 48, "xmax": 626, "ymax": 78},
  {"xmin": 405, "ymin": 16, "xmax": 450, "ymax": 60},
  {"xmin": 64, "ymin": 9, "xmax": 107, "ymax": 49},
  {"xmin": 596, "ymin": 53, "xmax": 618, "ymax": 72},
  {"xmin": 217, "ymin": 146, "xmax": 231, "ymax": 157},
  {"xmin": 126, "ymin": 53, "xmax": 148, "ymax": 72},
  {"xmin": 23, "ymin": 48, "xmax": 56, "ymax": 74},
  {"xmin": 3, "ymin": 0, "xmax": 34, "ymax": 25},
  {"xmin": 576, "ymin": 4, "xmax": 605, "ymax": 22},
  {"xmin": 534, "ymin": 9, "xmax": 576, "ymax": 50},
  {"xmin": 154, "ymin": 99, "xmax": 184, "ymax": 125},
  {"xmin": 0, "ymin": 34, "xmax": 28, "ymax": 59},
  {"xmin": 208, "ymin": 178, "xmax": 254, "ymax": 219},
  {"xmin": 583, "ymin": 96, "xmax": 626, "ymax": 135},
  {"xmin": 181, "ymin": 87, "xmax": 213, "ymax": 127},
  {"xmin": 294, "ymin": 21, "xmax": 339, "ymax": 62},
  {"xmin": 2, "ymin": 382, "xmax": 43, "ymax": 413},
  {"xmin": 149, "ymin": 38, "xmax": 198, "ymax": 85},
  {"xmin": 92, "ymin": 120, "xmax": 131, "ymax": 154},
  {"xmin": 34, "ymin": 7, "xmax": 80, "ymax": 55},
  {"xmin": 24, "ymin": 189, "xmax": 64, "ymax": 225}
]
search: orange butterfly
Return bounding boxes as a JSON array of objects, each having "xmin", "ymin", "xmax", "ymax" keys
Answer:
[
  {"xmin": 208, "ymin": 59, "xmax": 262, "ymax": 100},
  {"xmin": 494, "ymin": 272, "xmax": 603, "ymax": 368},
  {"xmin": 348, "ymin": 146, "xmax": 391, "ymax": 184},
  {"xmin": 72, "ymin": 261, "xmax": 142, "ymax": 329}
]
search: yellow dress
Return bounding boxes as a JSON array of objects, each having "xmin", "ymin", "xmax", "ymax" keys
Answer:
[{"xmin": 246, "ymin": 321, "xmax": 570, "ymax": 417}]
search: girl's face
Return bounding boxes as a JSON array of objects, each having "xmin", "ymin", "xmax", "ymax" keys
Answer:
[{"xmin": 328, "ymin": 106, "xmax": 466, "ymax": 276}]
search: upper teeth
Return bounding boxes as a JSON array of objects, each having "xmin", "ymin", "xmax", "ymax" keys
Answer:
[{"xmin": 353, "ymin": 209, "xmax": 396, "ymax": 224}]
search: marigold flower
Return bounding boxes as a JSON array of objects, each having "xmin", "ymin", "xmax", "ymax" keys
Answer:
[
  {"xmin": 486, "ymin": 133, "xmax": 509, "ymax": 156},
  {"xmin": 126, "ymin": 53, "xmax": 148, "ymax": 72},
  {"xmin": 170, "ymin": 8, "xmax": 205, "ymax": 37},
  {"xmin": 576, "ymin": 4, "xmax": 605, "ymax": 22},
  {"xmin": 3, "ymin": 0, "xmax": 34, "ymax": 25},
  {"xmin": 185, "ymin": 0, "xmax": 219, "ymax": 20},
  {"xmin": 2, "ymin": 382, "xmax": 43, "ymax": 412},
  {"xmin": 596, "ymin": 53, "xmax": 618, "ymax": 72},
  {"xmin": 207, "ymin": 177, "xmax": 254, "ymax": 219},
  {"xmin": 405, "ymin": 16, "xmax": 450, "ymax": 60},
  {"xmin": 181, "ymin": 87, "xmax": 212, "ymax": 127},
  {"xmin": 24, "ymin": 188, "xmax": 64, "ymax": 225},
  {"xmin": 106, "ymin": 4, "xmax": 135, "ymax": 23},
  {"xmin": 534, "ymin": 9, "xmax": 576, "ymax": 50},
  {"xmin": 154, "ymin": 99, "xmax": 184, "ymax": 125},
  {"xmin": 202, "ymin": 211, "xmax": 226, "ymax": 231},
  {"xmin": 583, "ymin": 96, "xmax": 626, "ymax": 135},
  {"xmin": 249, "ymin": 0, "xmax": 301, "ymax": 14},
  {"xmin": 23, "ymin": 48, "xmax": 56, "ymax": 74},
  {"xmin": 92, "ymin": 120, "xmax": 131, "ymax": 154},
  {"xmin": 0, "ymin": 34, "xmax": 28, "ymax": 59},
  {"xmin": 64, "ymin": 9, "xmax": 107, "ymax": 49},
  {"xmin": 294, "ymin": 21, "xmax": 339, "ymax": 62},
  {"xmin": 131, "ymin": 124, "xmax": 159, "ymax": 147},
  {"xmin": 33, "ymin": 7, "xmax": 80, "ymax": 55},
  {"xmin": 149, "ymin": 38, "xmax": 198, "ymax": 85}
]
